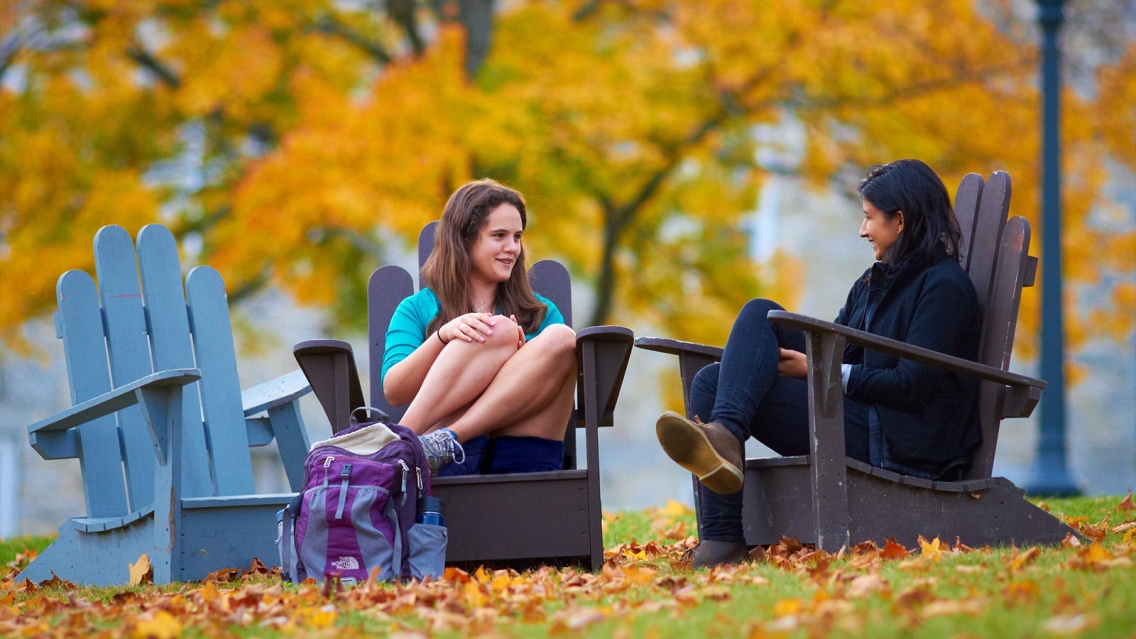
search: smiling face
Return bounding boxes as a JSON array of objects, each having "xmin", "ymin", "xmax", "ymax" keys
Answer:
[
  {"xmin": 468, "ymin": 203, "xmax": 524, "ymax": 287},
  {"xmin": 860, "ymin": 199, "xmax": 904, "ymax": 261}
]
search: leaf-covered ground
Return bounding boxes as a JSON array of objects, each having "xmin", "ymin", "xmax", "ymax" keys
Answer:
[{"xmin": 2, "ymin": 495, "xmax": 1134, "ymax": 638}]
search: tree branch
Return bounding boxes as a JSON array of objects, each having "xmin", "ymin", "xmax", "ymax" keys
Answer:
[
  {"xmin": 389, "ymin": 0, "xmax": 426, "ymax": 55},
  {"xmin": 310, "ymin": 15, "xmax": 392, "ymax": 64},
  {"xmin": 126, "ymin": 43, "xmax": 181, "ymax": 88}
]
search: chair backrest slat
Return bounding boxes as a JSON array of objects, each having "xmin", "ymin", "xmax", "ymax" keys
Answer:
[
  {"xmin": 528, "ymin": 260, "xmax": 574, "ymax": 328},
  {"xmin": 94, "ymin": 225, "xmax": 157, "ymax": 511},
  {"xmin": 967, "ymin": 216, "xmax": 1032, "ymax": 479},
  {"xmin": 136, "ymin": 224, "xmax": 213, "ymax": 498},
  {"xmin": 186, "ymin": 265, "xmax": 256, "ymax": 495},
  {"xmin": 953, "ymin": 173, "xmax": 984, "ymax": 270},
  {"xmin": 56, "ymin": 270, "xmax": 130, "ymax": 518},
  {"xmin": 367, "ymin": 265, "xmax": 416, "ymax": 423},
  {"xmin": 965, "ymin": 172, "xmax": 1011, "ymax": 315}
]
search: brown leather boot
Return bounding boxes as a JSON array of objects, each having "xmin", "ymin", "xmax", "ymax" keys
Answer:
[
  {"xmin": 656, "ymin": 411, "xmax": 744, "ymax": 494},
  {"xmin": 691, "ymin": 540, "xmax": 750, "ymax": 569}
]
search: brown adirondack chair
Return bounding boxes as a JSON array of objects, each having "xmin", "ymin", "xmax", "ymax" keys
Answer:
[
  {"xmin": 636, "ymin": 172, "xmax": 1075, "ymax": 551},
  {"xmin": 293, "ymin": 222, "xmax": 634, "ymax": 569}
]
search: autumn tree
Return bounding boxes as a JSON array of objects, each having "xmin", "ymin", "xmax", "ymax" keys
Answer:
[{"xmin": 2, "ymin": 0, "xmax": 1132, "ymax": 359}]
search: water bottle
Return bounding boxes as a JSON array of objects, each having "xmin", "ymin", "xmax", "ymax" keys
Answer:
[{"xmin": 417, "ymin": 496, "xmax": 446, "ymax": 527}]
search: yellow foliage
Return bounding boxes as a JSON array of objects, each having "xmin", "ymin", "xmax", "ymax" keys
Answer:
[{"xmin": 1, "ymin": 0, "xmax": 1132, "ymax": 368}]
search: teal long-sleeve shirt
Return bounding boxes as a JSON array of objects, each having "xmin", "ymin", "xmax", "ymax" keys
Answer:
[{"xmin": 380, "ymin": 287, "xmax": 565, "ymax": 388}]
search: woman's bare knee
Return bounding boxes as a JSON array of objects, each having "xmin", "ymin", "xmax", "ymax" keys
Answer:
[{"xmin": 529, "ymin": 323, "xmax": 576, "ymax": 358}]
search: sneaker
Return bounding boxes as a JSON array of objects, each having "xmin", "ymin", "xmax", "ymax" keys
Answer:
[
  {"xmin": 419, "ymin": 428, "xmax": 466, "ymax": 475},
  {"xmin": 656, "ymin": 411, "xmax": 744, "ymax": 494}
]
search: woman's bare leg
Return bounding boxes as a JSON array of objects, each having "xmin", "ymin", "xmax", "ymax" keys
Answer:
[
  {"xmin": 399, "ymin": 316, "xmax": 520, "ymax": 435},
  {"xmin": 447, "ymin": 324, "xmax": 578, "ymax": 442}
]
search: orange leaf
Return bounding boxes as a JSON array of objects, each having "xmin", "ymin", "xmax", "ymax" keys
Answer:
[
  {"xmin": 1009, "ymin": 546, "xmax": 1041, "ymax": 571},
  {"xmin": 1117, "ymin": 492, "xmax": 1134, "ymax": 511},
  {"xmin": 880, "ymin": 538, "xmax": 913, "ymax": 560}
]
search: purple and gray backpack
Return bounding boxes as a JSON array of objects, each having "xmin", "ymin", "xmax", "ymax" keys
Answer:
[{"xmin": 278, "ymin": 409, "xmax": 447, "ymax": 584}]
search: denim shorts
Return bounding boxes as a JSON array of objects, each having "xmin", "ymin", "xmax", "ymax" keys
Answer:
[{"xmin": 435, "ymin": 435, "xmax": 564, "ymax": 477}]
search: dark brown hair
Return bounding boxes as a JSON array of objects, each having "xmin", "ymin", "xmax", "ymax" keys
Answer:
[{"xmin": 422, "ymin": 179, "xmax": 546, "ymax": 334}]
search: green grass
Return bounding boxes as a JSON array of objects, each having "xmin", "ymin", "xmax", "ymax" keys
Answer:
[
  {"xmin": 3, "ymin": 495, "xmax": 1134, "ymax": 638},
  {"xmin": 0, "ymin": 534, "xmax": 51, "ymax": 567}
]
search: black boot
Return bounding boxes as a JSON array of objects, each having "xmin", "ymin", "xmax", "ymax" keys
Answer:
[{"xmin": 691, "ymin": 540, "xmax": 749, "ymax": 569}]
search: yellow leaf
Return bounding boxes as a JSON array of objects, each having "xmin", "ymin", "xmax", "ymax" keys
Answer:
[
  {"xmin": 133, "ymin": 611, "xmax": 182, "ymax": 639},
  {"xmin": 918, "ymin": 535, "xmax": 943, "ymax": 562},
  {"xmin": 129, "ymin": 553, "xmax": 152, "ymax": 585},
  {"xmin": 662, "ymin": 499, "xmax": 691, "ymax": 517},
  {"xmin": 772, "ymin": 598, "xmax": 801, "ymax": 617},
  {"xmin": 490, "ymin": 572, "xmax": 512, "ymax": 592},
  {"xmin": 463, "ymin": 581, "xmax": 488, "ymax": 609}
]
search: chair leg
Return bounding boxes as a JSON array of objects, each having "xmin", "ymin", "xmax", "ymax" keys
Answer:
[
  {"xmin": 17, "ymin": 519, "xmax": 158, "ymax": 587},
  {"xmin": 806, "ymin": 332, "xmax": 850, "ymax": 552}
]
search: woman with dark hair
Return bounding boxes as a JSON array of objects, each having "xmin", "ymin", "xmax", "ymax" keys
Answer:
[
  {"xmin": 656, "ymin": 159, "xmax": 983, "ymax": 567},
  {"xmin": 382, "ymin": 179, "xmax": 577, "ymax": 475}
]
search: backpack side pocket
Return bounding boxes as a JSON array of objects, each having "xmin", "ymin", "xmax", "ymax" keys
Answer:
[{"xmin": 408, "ymin": 522, "xmax": 447, "ymax": 580}]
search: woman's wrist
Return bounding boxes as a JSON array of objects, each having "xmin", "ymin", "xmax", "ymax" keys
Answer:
[{"xmin": 437, "ymin": 329, "xmax": 449, "ymax": 345}]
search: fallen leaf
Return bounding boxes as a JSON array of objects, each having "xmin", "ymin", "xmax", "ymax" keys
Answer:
[
  {"xmin": 772, "ymin": 598, "xmax": 801, "ymax": 617},
  {"xmin": 1111, "ymin": 522, "xmax": 1136, "ymax": 534},
  {"xmin": 1117, "ymin": 492, "xmax": 1134, "ymax": 511},
  {"xmin": 952, "ymin": 537, "xmax": 975, "ymax": 553},
  {"xmin": 1009, "ymin": 547, "xmax": 1041, "ymax": 572},
  {"xmin": 1061, "ymin": 533, "xmax": 1082, "ymax": 547},
  {"xmin": 921, "ymin": 599, "xmax": 983, "ymax": 617},
  {"xmin": 133, "ymin": 610, "xmax": 182, "ymax": 639},
  {"xmin": 129, "ymin": 553, "xmax": 152, "ymax": 586},
  {"xmin": 880, "ymin": 538, "xmax": 914, "ymax": 561},
  {"xmin": 1042, "ymin": 614, "xmax": 1099, "ymax": 634},
  {"xmin": 918, "ymin": 536, "xmax": 943, "ymax": 562},
  {"xmin": 1003, "ymin": 579, "xmax": 1040, "ymax": 605},
  {"xmin": 846, "ymin": 573, "xmax": 889, "ymax": 598}
]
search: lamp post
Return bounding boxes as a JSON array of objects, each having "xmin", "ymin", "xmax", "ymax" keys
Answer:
[{"xmin": 1025, "ymin": 0, "xmax": 1080, "ymax": 496}]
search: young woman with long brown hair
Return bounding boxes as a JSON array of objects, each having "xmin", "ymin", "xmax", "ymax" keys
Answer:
[{"xmin": 381, "ymin": 179, "xmax": 578, "ymax": 475}]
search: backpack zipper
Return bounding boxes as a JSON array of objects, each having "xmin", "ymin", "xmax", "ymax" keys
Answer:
[{"xmin": 397, "ymin": 460, "xmax": 409, "ymax": 506}]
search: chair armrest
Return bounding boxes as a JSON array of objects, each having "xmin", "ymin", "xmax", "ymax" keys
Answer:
[
  {"xmin": 241, "ymin": 369, "xmax": 312, "ymax": 417},
  {"xmin": 767, "ymin": 310, "xmax": 1045, "ymax": 417},
  {"xmin": 575, "ymin": 326, "xmax": 635, "ymax": 429},
  {"xmin": 293, "ymin": 339, "xmax": 366, "ymax": 433},
  {"xmin": 28, "ymin": 369, "xmax": 201, "ymax": 435},
  {"xmin": 634, "ymin": 336, "xmax": 723, "ymax": 412},
  {"xmin": 634, "ymin": 337, "xmax": 723, "ymax": 361}
]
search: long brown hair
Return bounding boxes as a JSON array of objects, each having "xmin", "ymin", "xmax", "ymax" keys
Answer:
[{"xmin": 422, "ymin": 179, "xmax": 546, "ymax": 335}]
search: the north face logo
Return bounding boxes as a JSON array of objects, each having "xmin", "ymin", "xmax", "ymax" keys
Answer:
[{"xmin": 332, "ymin": 556, "xmax": 360, "ymax": 571}]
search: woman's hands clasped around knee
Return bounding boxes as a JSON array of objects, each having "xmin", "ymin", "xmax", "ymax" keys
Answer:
[{"xmin": 440, "ymin": 313, "xmax": 498, "ymax": 344}]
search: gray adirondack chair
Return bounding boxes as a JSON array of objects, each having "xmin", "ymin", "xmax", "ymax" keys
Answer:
[
  {"xmin": 637, "ymin": 172, "xmax": 1075, "ymax": 551},
  {"xmin": 18, "ymin": 224, "xmax": 312, "ymax": 585},
  {"xmin": 294, "ymin": 222, "xmax": 634, "ymax": 570}
]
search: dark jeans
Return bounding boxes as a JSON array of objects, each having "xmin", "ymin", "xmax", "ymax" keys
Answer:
[{"xmin": 689, "ymin": 299, "xmax": 871, "ymax": 543}]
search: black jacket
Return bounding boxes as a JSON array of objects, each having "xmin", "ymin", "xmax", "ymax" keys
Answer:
[{"xmin": 835, "ymin": 250, "xmax": 982, "ymax": 477}]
